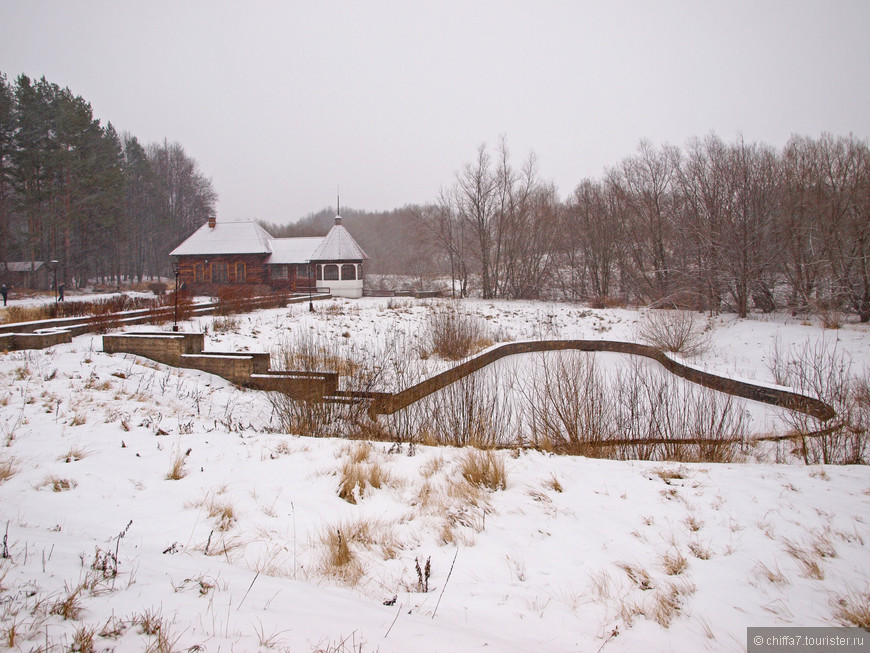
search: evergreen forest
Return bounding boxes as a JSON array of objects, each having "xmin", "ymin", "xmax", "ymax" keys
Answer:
[{"xmin": 0, "ymin": 71, "xmax": 217, "ymax": 287}]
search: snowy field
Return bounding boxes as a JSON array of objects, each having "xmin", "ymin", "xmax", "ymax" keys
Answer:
[{"xmin": 1, "ymin": 297, "xmax": 869, "ymax": 651}]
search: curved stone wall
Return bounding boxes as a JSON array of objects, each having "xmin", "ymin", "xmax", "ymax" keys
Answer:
[{"xmin": 368, "ymin": 340, "xmax": 836, "ymax": 421}]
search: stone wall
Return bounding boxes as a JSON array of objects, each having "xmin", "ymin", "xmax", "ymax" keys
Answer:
[
  {"xmin": 181, "ymin": 354, "xmax": 253, "ymax": 385},
  {"xmin": 369, "ymin": 339, "xmax": 836, "ymax": 421},
  {"xmin": 102, "ymin": 332, "xmax": 337, "ymax": 400},
  {"xmin": 0, "ymin": 329, "xmax": 73, "ymax": 351},
  {"xmin": 102, "ymin": 332, "xmax": 204, "ymax": 367},
  {"xmin": 101, "ymin": 333, "xmax": 837, "ymax": 423}
]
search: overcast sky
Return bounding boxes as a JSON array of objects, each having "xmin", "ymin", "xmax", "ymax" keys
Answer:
[{"xmin": 2, "ymin": 1, "xmax": 869, "ymax": 224}]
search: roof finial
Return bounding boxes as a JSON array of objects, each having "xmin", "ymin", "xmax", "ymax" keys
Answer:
[{"xmin": 336, "ymin": 186, "xmax": 342, "ymax": 225}]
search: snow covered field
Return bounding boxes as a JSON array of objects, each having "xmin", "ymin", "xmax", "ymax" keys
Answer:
[{"xmin": 0, "ymin": 297, "xmax": 868, "ymax": 651}]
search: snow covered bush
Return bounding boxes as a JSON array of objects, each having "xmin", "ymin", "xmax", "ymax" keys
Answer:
[
  {"xmin": 519, "ymin": 352, "xmax": 745, "ymax": 461},
  {"xmin": 634, "ymin": 309, "xmax": 711, "ymax": 357},
  {"xmin": 424, "ymin": 303, "xmax": 493, "ymax": 360},
  {"xmin": 768, "ymin": 339, "xmax": 869, "ymax": 464}
]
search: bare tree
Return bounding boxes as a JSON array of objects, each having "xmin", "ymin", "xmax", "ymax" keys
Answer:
[
  {"xmin": 814, "ymin": 134, "xmax": 870, "ymax": 321},
  {"xmin": 608, "ymin": 141, "xmax": 682, "ymax": 305},
  {"xmin": 561, "ymin": 179, "xmax": 623, "ymax": 302},
  {"xmin": 777, "ymin": 135, "xmax": 827, "ymax": 311}
]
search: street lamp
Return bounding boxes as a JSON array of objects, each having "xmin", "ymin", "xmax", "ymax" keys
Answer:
[
  {"xmin": 47, "ymin": 260, "xmax": 59, "ymax": 304},
  {"xmin": 172, "ymin": 259, "xmax": 180, "ymax": 331}
]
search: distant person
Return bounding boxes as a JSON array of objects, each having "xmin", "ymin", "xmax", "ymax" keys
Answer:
[
  {"xmin": 0, "ymin": 284, "xmax": 7, "ymax": 306},
  {"xmin": 58, "ymin": 282, "xmax": 65, "ymax": 301}
]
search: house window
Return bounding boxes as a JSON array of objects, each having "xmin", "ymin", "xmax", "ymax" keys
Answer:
[
  {"xmin": 271, "ymin": 265, "xmax": 288, "ymax": 280},
  {"xmin": 341, "ymin": 264, "xmax": 356, "ymax": 280},
  {"xmin": 315, "ymin": 265, "xmax": 322, "ymax": 281},
  {"xmin": 323, "ymin": 264, "xmax": 339, "ymax": 281},
  {"xmin": 194, "ymin": 264, "xmax": 204, "ymax": 283},
  {"xmin": 236, "ymin": 262, "xmax": 246, "ymax": 284},
  {"xmin": 212, "ymin": 262, "xmax": 228, "ymax": 283}
]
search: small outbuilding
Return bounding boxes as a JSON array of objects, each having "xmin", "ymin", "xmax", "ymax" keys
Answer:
[
  {"xmin": 169, "ymin": 215, "xmax": 369, "ymax": 297},
  {"xmin": 310, "ymin": 216, "xmax": 369, "ymax": 298},
  {"xmin": 0, "ymin": 261, "xmax": 51, "ymax": 291}
]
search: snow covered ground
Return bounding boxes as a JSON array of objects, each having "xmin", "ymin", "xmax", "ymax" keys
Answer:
[{"xmin": 0, "ymin": 297, "xmax": 868, "ymax": 651}]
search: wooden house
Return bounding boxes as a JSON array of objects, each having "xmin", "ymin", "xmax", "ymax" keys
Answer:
[
  {"xmin": 0, "ymin": 261, "xmax": 51, "ymax": 290},
  {"xmin": 170, "ymin": 215, "xmax": 369, "ymax": 298}
]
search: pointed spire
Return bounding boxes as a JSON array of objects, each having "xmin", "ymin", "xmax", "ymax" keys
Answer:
[{"xmin": 336, "ymin": 186, "xmax": 342, "ymax": 225}]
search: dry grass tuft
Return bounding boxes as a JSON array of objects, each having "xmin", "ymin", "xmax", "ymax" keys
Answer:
[
  {"xmin": 683, "ymin": 513, "xmax": 704, "ymax": 532},
  {"xmin": 783, "ymin": 539, "xmax": 825, "ymax": 580},
  {"xmin": 653, "ymin": 465, "xmax": 689, "ymax": 484},
  {"xmin": 71, "ymin": 624, "xmax": 97, "ymax": 652},
  {"xmin": 50, "ymin": 583, "xmax": 85, "ymax": 620},
  {"xmin": 753, "ymin": 561, "xmax": 790, "ymax": 586},
  {"xmin": 166, "ymin": 445, "xmax": 190, "ymax": 481},
  {"xmin": 133, "ymin": 607, "xmax": 167, "ymax": 636},
  {"xmin": 652, "ymin": 579, "xmax": 696, "ymax": 628},
  {"xmin": 211, "ymin": 315, "xmax": 240, "ymax": 333},
  {"xmin": 60, "ymin": 445, "xmax": 88, "ymax": 463},
  {"xmin": 324, "ymin": 528, "xmax": 354, "ymax": 568},
  {"xmin": 832, "ymin": 589, "xmax": 870, "ymax": 628},
  {"xmin": 205, "ymin": 496, "xmax": 236, "ymax": 531},
  {"xmin": 617, "ymin": 562, "xmax": 654, "ymax": 591},
  {"xmin": 132, "ymin": 607, "xmax": 183, "ymax": 653},
  {"xmin": 420, "ymin": 454, "xmax": 446, "ymax": 478},
  {"xmin": 319, "ymin": 523, "xmax": 374, "ymax": 585},
  {"xmin": 544, "ymin": 473, "xmax": 564, "ymax": 493},
  {"xmin": 337, "ymin": 459, "xmax": 390, "ymax": 504},
  {"xmin": 42, "ymin": 475, "xmax": 78, "ymax": 492},
  {"xmin": 0, "ymin": 457, "xmax": 15, "ymax": 484},
  {"xmin": 341, "ymin": 441, "xmax": 372, "ymax": 464},
  {"xmin": 687, "ymin": 540, "xmax": 712, "ymax": 560},
  {"xmin": 459, "ymin": 448, "xmax": 506, "ymax": 491},
  {"xmin": 659, "ymin": 549, "xmax": 688, "ymax": 576}
]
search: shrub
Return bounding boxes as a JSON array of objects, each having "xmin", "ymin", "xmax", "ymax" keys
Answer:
[
  {"xmin": 520, "ymin": 353, "xmax": 745, "ymax": 461},
  {"xmin": 634, "ymin": 309, "xmax": 711, "ymax": 357},
  {"xmin": 268, "ymin": 332, "xmax": 387, "ymax": 439},
  {"xmin": 425, "ymin": 304, "xmax": 493, "ymax": 360},
  {"xmin": 768, "ymin": 339, "xmax": 869, "ymax": 464},
  {"xmin": 211, "ymin": 315, "xmax": 239, "ymax": 333},
  {"xmin": 398, "ymin": 370, "xmax": 515, "ymax": 448}
]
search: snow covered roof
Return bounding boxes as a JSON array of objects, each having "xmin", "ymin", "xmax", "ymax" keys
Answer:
[
  {"xmin": 266, "ymin": 237, "xmax": 324, "ymax": 265},
  {"xmin": 170, "ymin": 217, "xmax": 367, "ymax": 263},
  {"xmin": 2, "ymin": 261, "xmax": 45, "ymax": 272},
  {"xmin": 310, "ymin": 216, "xmax": 369, "ymax": 261},
  {"xmin": 170, "ymin": 220, "xmax": 273, "ymax": 256}
]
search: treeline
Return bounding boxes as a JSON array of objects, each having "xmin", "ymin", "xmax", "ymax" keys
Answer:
[
  {"xmin": 263, "ymin": 205, "xmax": 438, "ymax": 278},
  {"xmin": 418, "ymin": 134, "xmax": 870, "ymax": 320},
  {"xmin": 0, "ymin": 71, "xmax": 217, "ymax": 287}
]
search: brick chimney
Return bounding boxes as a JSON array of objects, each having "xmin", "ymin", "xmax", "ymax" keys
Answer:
[{"xmin": 208, "ymin": 215, "xmax": 216, "ymax": 229}]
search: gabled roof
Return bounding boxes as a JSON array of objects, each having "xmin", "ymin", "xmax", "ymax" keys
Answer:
[
  {"xmin": 170, "ymin": 220, "xmax": 273, "ymax": 256},
  {"xmin": 266, "ymin": 237, "xmax": 324, "ymax": 265},
  {"xmin": 310, "ymin": 217, "xmax": 369, "ymax": 261}
]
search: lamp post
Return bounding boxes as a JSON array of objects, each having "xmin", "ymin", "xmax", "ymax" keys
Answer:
[
  {"xmin": 48, "ymin": 260, "xmax": 59, "ymax": 304},
  {"xmin": 172, "ymin": 260, "xmax": 180, "ymax": 331}
]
